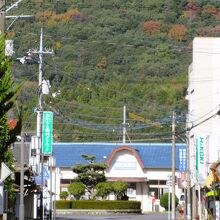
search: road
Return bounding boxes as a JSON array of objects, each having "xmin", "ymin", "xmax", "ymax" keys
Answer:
[{"xmin": 56, "ymin": 213, "xmax": 169, "ymax": 220}]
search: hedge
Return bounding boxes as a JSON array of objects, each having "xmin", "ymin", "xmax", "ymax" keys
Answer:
[
  {"xmin": 56, "ymin": 200, "xmax": 72, "ymax": 209},
  {"xmin": 56, "ymin": 200, "xmax": 141, "ymax": 210}
]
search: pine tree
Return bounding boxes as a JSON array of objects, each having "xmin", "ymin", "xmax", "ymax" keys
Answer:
[
  {"xmin": 72, "ymin": 154, "xmax": 107, "ymax": 199},
  {"xmin": 0, "ymin": 37, "xmax": 22, "ymax": 162}
]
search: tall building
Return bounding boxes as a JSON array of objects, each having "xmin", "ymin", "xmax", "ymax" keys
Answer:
[{"xmin": 187, "ymin": 38, "xmax": 220, "ymax": 186}]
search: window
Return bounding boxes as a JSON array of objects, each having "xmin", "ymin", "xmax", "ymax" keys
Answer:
[
  {"xmin": 61, "ymin": 179, "xmax": 71, "ymax": 184},
  {"xmin": 127, "ymin": 183, "xmax": 136, "ymax": 196},
  {"xmin": 159, "ymin": 180, "xmax": 166, "ymax": 185}
]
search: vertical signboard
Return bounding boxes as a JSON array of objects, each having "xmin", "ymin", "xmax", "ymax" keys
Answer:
[
  {"xmin": 178, "ymin": 147, "xmax": 187, "ymax": 172},
  {"xmin": 42, "ymin": 111, "xmax": 53, "ymax": 155},
  {"xmin": 196, "ymin": 135, "xmax": 206, "ymax": 183}
]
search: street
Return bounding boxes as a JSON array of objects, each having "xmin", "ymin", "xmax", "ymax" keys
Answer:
[{"xmin": 56, "ymin": 213, "xmax": 168, "ymax": 220}]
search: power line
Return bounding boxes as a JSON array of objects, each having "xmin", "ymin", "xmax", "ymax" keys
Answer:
[{"xmin": 177, "ymin": 109, "xmax": 220, "ymax": 136}]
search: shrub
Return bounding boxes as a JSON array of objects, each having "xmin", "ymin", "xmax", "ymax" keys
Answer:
[
  {"xmin": 60, "ymin": 191, "xmax": 69, "ymax": 200},
  {"xmin": 68, "ymin": 182, "xmax": 85, "ymax": 200},
  {"xmin": 56, "ymin": 200, "xmax": 72, "ymax": 209},
  {"xmin": 160, "ymin": 193, "xmax": 179, "ymax": 211},
  {"xmin": 95, "ymin": 182, "xmax": 113, "ymax": 199},
  {"xmin": 112, "ymin": 181, "xmax": 128, "ymax": 200}
]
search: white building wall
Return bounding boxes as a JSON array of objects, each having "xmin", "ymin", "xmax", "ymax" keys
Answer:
[
  {"xmin": 141, "ymin": 183, "xmax": 151, "ymax": 212},
  {"xmin": 60, "ymin": 168, "xmax": 77, "ymax": 179},
  {"xmin": 147, "ymin": 170, "xmax": 172, "ymax": 180},
  {"xmin": 188, "ymin": 37, "xmax": 220, "ymax": 184},
  {"xmin": 106, "ymin": 150, "xmax": 146, "ymax": 178}
]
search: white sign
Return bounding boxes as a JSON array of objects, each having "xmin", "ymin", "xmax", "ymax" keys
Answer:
[
  {"xmin": 0, "ymin": 162, "xmax": 12, "ymax": 182},
  {"xmin": 196, "ymin": 135, "xmax": 206, "ymax": 183},
  {"xmin": 5, "ymin": 40, "xmax": 14, "ymax": 56},
  {"xmin": 42, "ymin": 80, "xmax": 51, "ymax": 95}
]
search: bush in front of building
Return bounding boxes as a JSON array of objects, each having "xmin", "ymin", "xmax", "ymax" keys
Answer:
[
  {"xmin": 56, "ymin": 200, "xmax": 72, "ymax": 209},
  {"xmin": 56, "ymin": 200, "xmax": 141, "ymax": 210},
  {"xmin": 112, "ymin": 181, "xmax": 128, "ymax": 200},
  {"xmin": 68, "ymin": 182, "xmax": 86, "ymax": 200},
  {"xmin": 95, "ymin": 182, "xmax": 113, "ymax": 199},
  {"xmin": 160, "ymin": 193, "xmax": 179, "ymax": 210},
  {"xmin": 60, "ymin": 191, "xmax": 69, "ymax": 200}
]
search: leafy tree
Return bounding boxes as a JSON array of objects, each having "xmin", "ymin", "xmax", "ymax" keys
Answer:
[
  {"xmin": 143, "ymin": 20, "xmax": 161, "ymax": 34},
  {"xmin": 60, "ymin": 191, "xmax": 69, "ymax": 200},
  {"xmin": 160, "ymin": 193, "xmax": 179, "ymax": 210},
  {"xmin": 0, "ymin": 37, "xmax": 22, "ymax": 201},
  {"xmin": 95, "ymin": 182, "xmax": 113, "ymax": 199},
  {"xmin": 68, "ymin": 182, "xmax": 85, "ymax": 200},
  {"xmin": 72, "ymin": 154, "xmax": 107, "ymax": 199},
  {"xmin": 112, "ymin": 181, "xmax": 128, "ymax": 200},
  {"xmin": 168, "ymin": 24, "xmax": 187, "ymax": 41},
  {"xmin": 11, "ymin": 0, "xmax": 220, "ymax": 143}
]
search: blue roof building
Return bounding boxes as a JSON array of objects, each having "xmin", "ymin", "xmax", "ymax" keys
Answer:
[
  {"xmin": 53, "ymin": 142, "xmax": 186, "ymax": 169},
  {"xmin": 52, "ymin": 142, "xmax": 186, "ymax": 212}
]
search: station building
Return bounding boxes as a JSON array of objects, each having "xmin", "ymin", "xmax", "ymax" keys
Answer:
[{"xmin": 52, "ymin": 142, "xmax": 186, "ymax": 212}]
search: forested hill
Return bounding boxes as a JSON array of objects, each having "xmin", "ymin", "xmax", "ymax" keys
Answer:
[{"xmin": 7, "ymin": 0, "xmax": 220, "ymax": 142}]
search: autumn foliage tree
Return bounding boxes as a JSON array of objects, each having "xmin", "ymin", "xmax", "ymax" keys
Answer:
[
  {"xmin": 143, "ymin": 20, "xmax": 161, "ymax": 34},
  {"xmin": 36, "ymin": 9, "xmax": 80, "ymax": 23},
  {"xmin": 203, "ymin": 6, "xmax": 218, "ymax": 16},
  {"xmin": 168, "ymin": 24, "xmax": 187, "ymax": 41}
]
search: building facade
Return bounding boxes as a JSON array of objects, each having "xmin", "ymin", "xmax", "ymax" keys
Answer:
[
  {"xmin": 52, "ymin": 142, "xmax": 185, "ymax": 212},
  {"xmin": 187, "ymin": 37, "xmax": 220, "ymax": 185},
  {"xmin": 187, "ymin": 37, "xmax": 220, "ymax": 218}
]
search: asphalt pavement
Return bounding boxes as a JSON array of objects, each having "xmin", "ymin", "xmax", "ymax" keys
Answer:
[{"xmin": 56, "ymin": 212, "xmax": 169, "ymax": 220}]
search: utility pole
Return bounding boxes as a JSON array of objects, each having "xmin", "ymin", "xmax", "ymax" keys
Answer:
[
  {"xmin": 19, "ymin": 132, "xmax": 24, "ymax": 220},
  {"xmin": 122, "ymin": 105, "xmax": 126, "ymax": 144},
  {"xmin": 186, "ymin": 119, "xmax": 191, "ymax": 220},
  {"xmin": 1, "ymin": 0, "xmax": 30, "ymax": 34},
  {"xmin": 171, "ymin": 112, "xmax": 176, "ymax": 220},
  {"xmin": 49, "ymin": 156, "xmax": 56, "ymax": 220},
  {"xmin": 0, "ymin": 0, "xmax": 5, "ymax": 35},
  {"xmin": 28, "ymin": 27, "xmax": 53, "ymax": 219}
]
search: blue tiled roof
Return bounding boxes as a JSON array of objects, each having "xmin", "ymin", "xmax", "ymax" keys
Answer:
[{"xmin": 53, "ymin": 143, "xmax": 186, "ymax": 169}]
